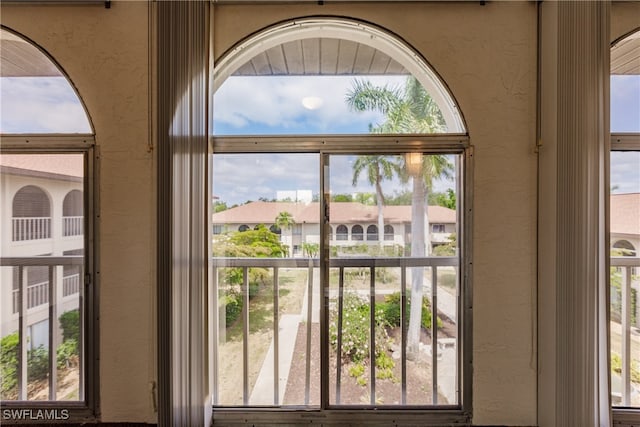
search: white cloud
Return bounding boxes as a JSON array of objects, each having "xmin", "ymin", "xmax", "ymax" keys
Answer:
[
  {"xmin": 0, "ymin": 77, "xmax": 91, "ymax": 133},
  {"xmin": 213, "ymin": 75, "xmax": 406, "ymax": 134},
  {"xmin": 611, "ymin": 151, "xmax": 640, "ymax": 194}
]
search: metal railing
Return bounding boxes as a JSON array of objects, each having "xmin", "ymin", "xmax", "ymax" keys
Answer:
[
  {"xmin": 63, "ymin": 216, "xmax": 84, "ymax": 237},
  {"xmin": 210, "ymin": 255, "xmax": 458, "ymax": 407},
  {"xmin": 1, "ymin": 256, "xmax": 84, "ymax": 401},
  {"xmin": 11, "ymin": 274, "xmax": 81, "ymax": 313},
  {"xmin": 12, "ymin": 217, "xmax": 51, "ymax": 241},
  {"xmin": 611, "ymin": 256, "xmax": 640, "ymax": 407}
]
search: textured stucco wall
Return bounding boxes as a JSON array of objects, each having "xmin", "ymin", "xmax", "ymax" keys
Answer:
[
  {"xmin": 1, "ymin": 2, "xmax": 156, "ymax": 423},
  {"xmin": 215, "ymin": 2, "xmax": 538, "ymax": 425}
]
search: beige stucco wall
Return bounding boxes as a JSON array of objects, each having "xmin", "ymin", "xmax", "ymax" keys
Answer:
[
  {"xmin": 214, "ymin": 2, "xmax": 538, "ymax": 425},
  {"xmin": 1, "ymin": 2, "xmax": 156, "ymax": 423},
  {"xmin": 1, "ymin": 1, "xmax": 631, "ymax": 425}
]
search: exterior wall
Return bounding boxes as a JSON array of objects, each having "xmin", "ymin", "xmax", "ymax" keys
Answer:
[
  {"xmin": 1, "ymin": 2, "xmax": 155, "ymax": 423},
  {"xmin": 0, "ymin": 171, "xmax": 83, "ymax": 338},
  {"xmin": 214, "ymin": 2, "xmax": 537, "ymax": 424}
]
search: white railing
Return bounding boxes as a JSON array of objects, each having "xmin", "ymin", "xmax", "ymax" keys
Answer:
[
  {"xmin": 210, "ymin": 255, "xmax": 458, "ymax": 407},
  {"xmin": 12, "ymin": 217, "xmax": 51, "ymax": 241},
  {"xmin": 1, "ymin": 256, "xmax": 84, "ymax": 401},
  {"xmin": 63, "ymin": 273, "xmax": 81, "ymax": 296},
  {"xmin": 63, "ymin": 216, "xmax": 84, "ymax": 236},
  {"xmin": 611, "ymin": 256, "xmax": 640, "ymax": 408}
]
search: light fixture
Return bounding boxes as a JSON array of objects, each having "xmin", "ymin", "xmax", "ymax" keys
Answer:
[
  {"xmin": 302, "ymin": 96, "xmax": 323, "ymax": 110},
  {"xmin": 406, "ymin": 152, "xmax": 423, "ymax": 176}
]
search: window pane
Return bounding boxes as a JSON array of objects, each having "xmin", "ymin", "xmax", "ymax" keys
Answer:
[
  {"xmin": 0, "ymin": 29, "xmax": 91, "ymax": 134},
  {"xmin": 213, "ymin": 75, "xmax": 449, "ymax": 136},
  {"xmin": 328, "ymin": 153, "xmax": 459, "ymax": 406},
  {"xmin": 211, "ymin": 153, "xmax": 321, "ymax": 407},
  {"xmin": 0, "ymin": 153, "xmax": 85, "ymax": 401},
  {"xmin": 610, "ymin": 150, "xmax": 640, "ymax": 407},
  {"xmin": 611, "ymin": 75, "xmax": 640, "ymax": 133}
]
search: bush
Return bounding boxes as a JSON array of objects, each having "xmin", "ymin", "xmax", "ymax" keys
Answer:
[
  {"xmin": 57, "ymin": 339, "xmax": 79, "ymax": 369},
  {"xmin": 59, "ymin": 310, "xmax": 80, "ymax": 343},
  {"xmin": 27, "ymin": 346, "xmax": 49, "ymax": 382},
  {"xmin": 379, "ymin": 292, "xmax": 442, "ymax": 330},
  {"xmin": 329, "ymin": 292, "xmax": 391, "ymax": 363},
  {"xmin": 1, "ymin": 332, "xmax": 19, "ymax": 398},
  {"xmin": 222, "ymin": 291, "xmax": 243, "ymax": 326}
]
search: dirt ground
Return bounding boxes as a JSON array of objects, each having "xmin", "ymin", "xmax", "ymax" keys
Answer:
[{"xmin": 283, "ymin": 312, "xmax": 455, "ymax": 406}]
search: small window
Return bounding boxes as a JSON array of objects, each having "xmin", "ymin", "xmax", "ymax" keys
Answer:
[
  {"xmin": 336, "ymin": 225, "xmax": 348, "ymax": 241},
  {"xmin": 366, "ymin": 225, "xmax": 378, "ymax": 241},
  {"xmin": 351, "ymin": 225, "xmax": 364, "ymax": 241},
  {"xmin": 432, "ymin": 224, "xmax": 445, "ymax": 233},
  {"xmin": 238, "ymin": 224, "xmax": 249, "ymax": 232},
  {"xmin": 384, "ymin": 224, "xmax": 394, "ymax": 241}
]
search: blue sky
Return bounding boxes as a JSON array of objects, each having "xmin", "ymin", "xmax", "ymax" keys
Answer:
[{"xmin": 1, "ymin": 73, "xmax": 637, "ymax": 205}]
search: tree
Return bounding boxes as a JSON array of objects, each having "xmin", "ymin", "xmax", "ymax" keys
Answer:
[
  {"xmin": 346, "ymin": 76, "xmax": 453, "ymax": 355},
  {"xmin": 351, "ymin": 156, "xmax": 400, "ymax": 246},
  {"xmin": 275, "ymin": 211, "xmax": 296, "ymax": 256}
]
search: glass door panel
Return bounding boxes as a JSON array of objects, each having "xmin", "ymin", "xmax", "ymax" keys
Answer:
[
  {"xmin": 327, "ymin": 153, "xmax": 460, "ymax": 407},
  {"xmin": 211, "ymin": 153, "xmax": 321, "ymax": 407}
]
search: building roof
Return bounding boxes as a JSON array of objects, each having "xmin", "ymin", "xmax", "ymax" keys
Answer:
[
  {"xmin": 212, "ymin": 201, "xmax": 457, "ymax": 225},
  {"xmin": 0, "ymin": 154, "xmax": 83, "ymax": 179},
  {"xmin": 611, "ymin": 193, "xmax": 640, "ymax": 236}
]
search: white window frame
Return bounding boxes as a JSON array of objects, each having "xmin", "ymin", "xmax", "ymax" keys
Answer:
[
  {"xmin": 0, "ymin": 135, "xmax": 99, "ymax": 423},
  {"xmin": 611, "ymin": 132, "xmax": 640, "ymax": 423},
  {"xmin": 209, "ymin": 134, "xmax": 473, "ymax": 425}
]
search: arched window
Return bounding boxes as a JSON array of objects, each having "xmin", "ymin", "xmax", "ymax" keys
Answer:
[
  {"xmin": 1, "ymin": 27, "xmax": 93, "ymax": 407},
  {"xmin": 269, "ymin": 225, "xmax": 281, "ymax": 235},
  {"xmin": 63, "ymin": 190, "xmax": 83, "ymax": 236},
  {"xmin": 366, "ymin": 225, "xmax": 378, "ymax": 241},
  {"xmin": 12, "ymin": 185, "xmax": 51, "ymax": 241},
  {"xmin": 336, "ymin": 224, "xmax": 348, "ymax": 241},
  {"xmin": 238, "ymin": 225, "xmax": 249, "ymax": 232},
  {"xmin": 210, "ymin": 17, "xmax": 468, "ymax": 419},
  {"xmin": 613, "ymin": 240, "xmax": 636, "ymax": 256},
  {"xmin": 384, "ymin": 224, "xmax": 394, "ymax": 241},
  {"xmin": 610, "ymin": 28, "xmax": 640, "ymax": 410},
  {"xmin": 352, "ymin": 225, "xmax": 364, "ymax": 241}
]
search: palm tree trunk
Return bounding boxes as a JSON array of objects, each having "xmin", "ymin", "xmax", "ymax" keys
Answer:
[
  {"xmin": 407, "ymin": 176, "xmax": 426, "ymax": 356},
  {"xmin": 375, "ymin": 180, "xmax": 385, "ymax": 247}
]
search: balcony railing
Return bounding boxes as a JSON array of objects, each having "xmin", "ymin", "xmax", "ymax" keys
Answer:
[
  {"xmin": 210, "ymin": 255, "xmax": 458, "ymax": 407},
  {"xmin": 12, "ymin": 217, "xmax": 51, "ymax": 241},
  {"xmin": 11, "ymin": 273, "xmax": 81, "ymax": 313},
  {"xmin": 1, "ymin": 256, "xmax": 84, "ymax": 401},
  {"xmin": 611, "ymin": 256, "xmax": 640, "ymax": 407},
  {"xmin": 63, "ymin": 216, "xmax": 84, "ymax": 237}
]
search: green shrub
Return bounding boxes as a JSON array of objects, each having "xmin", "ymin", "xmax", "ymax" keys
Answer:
[
  {"xmin": 222, "ymin": 291, "xmax": 243, "ymax": 326},
  {"xmin": 1, "ymin": 332, "xmax": 19, "ymax": 398},
  {"xmin": 378, "ymin": 292, "xmax": 442, "ymax": 330},
  {"xmin": 329, "ymin": 292, "xmax": 390, "ymax": 363},
  {"xmin": 27, "ymin": 346, "xmax": 49, "ymax": 382},
  {"xmin": 59, "ymin": 310, "xmax": 80, "ymax": 343},
  {"xmin": 57, "ymin": 339, "xmax": 79, "ymax": 369}
]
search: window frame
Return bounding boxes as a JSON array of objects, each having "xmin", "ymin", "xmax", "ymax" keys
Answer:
[
  {"xmin": 0, "ymin": 135, "xmax": 99, "ymax": 423},
  {"xmin": 209, "ymin": 133, "xmax": 473, "ymax": 425},
  {"xmin": 611, "ymin": 132, "xmax": 640, "ymax": 422}
]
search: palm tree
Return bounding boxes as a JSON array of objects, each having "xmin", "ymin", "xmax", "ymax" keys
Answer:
[
  {"xmin": 352, "ymin": 155, "xmax": 400, "ymax": 246},
  {"xmin": 346, "ymin": 76, "xmax": 453, "ymax": 355},
  {"xmin": 275, "ymin": 211, "xmax": 295, "ymax": 256}
]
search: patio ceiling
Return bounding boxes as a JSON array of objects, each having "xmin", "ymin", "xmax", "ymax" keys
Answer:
[
  {"xmin": 232, "ymin": 38, "xmax": 409, "ymax": 76},
  {"xmin": 611, "ymin": 30, "xmax": 640, "ymax": 75}
]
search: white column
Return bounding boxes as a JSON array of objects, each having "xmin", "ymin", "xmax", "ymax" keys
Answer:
[{"xmin": 554, "ymin": 1, "xmax": 611, "ymax": 425}]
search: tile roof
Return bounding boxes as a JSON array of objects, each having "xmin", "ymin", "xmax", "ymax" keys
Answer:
[
  {"xmin": 611, "ymin": 193, "xmax": 640, "ymax": 236},
  {"xmin": 211, "ymin": 201, "xmax": 457, "ymax": 224},
  {"xmin": 0, "ymin": 154, "xmax": 83, "ymax": 178}
]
